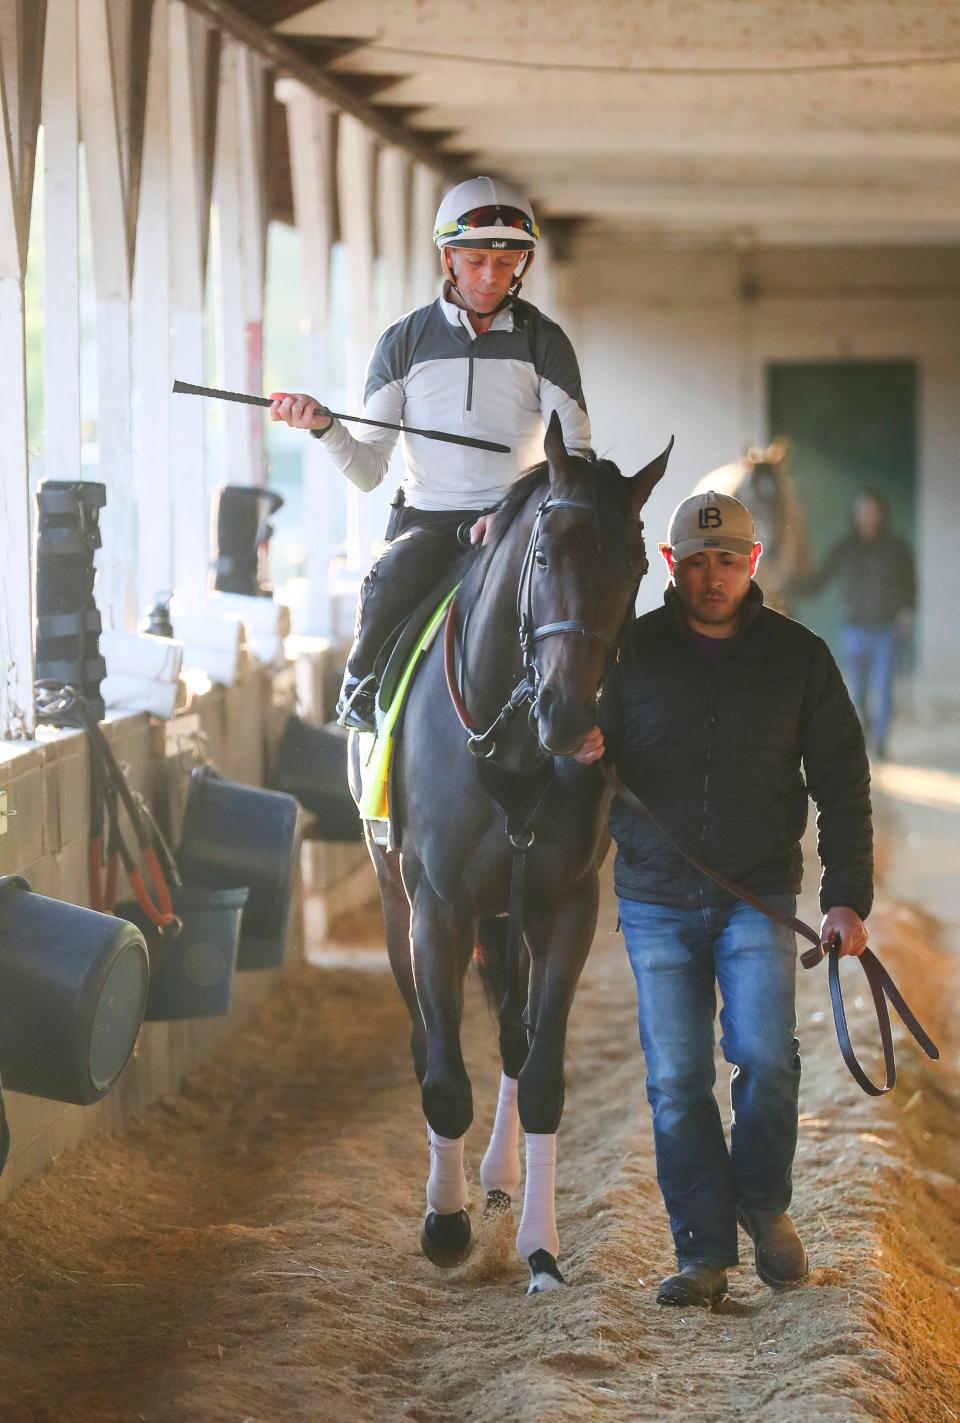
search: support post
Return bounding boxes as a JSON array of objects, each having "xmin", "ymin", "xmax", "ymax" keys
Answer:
[
  {"xmin": 376, "ymin": 144, "xmax": 411, "ymax": 325},
  {"xmin": 41, "ymin": 0, "xmax": 81, "ymax": 485},
  {"xmin": 215, "ymin": 37, "xmax": 268, "ymax": 487},
  {"xmin": 79, "ymin": 0, "xmax": 138, "ymax": 630},
  {"xmin": 338, "ymin": 114, "xmax": 384, "ymax": 572},
  {"xmin": 410, "ymin": 163, "xmax": 441, "ymax": 308},
  {"xmin": 135, "ymin": 0, "xmax": 174, "ymax": 621},
  {"xmin": 0, "ymin": 0, "xmax": 46, "ymax": 736},
  {"xmin": 277, "ymin": 77, "xmax": 334, "ymax": 635},
  {"xmin": 167, "ymin": 0, "xmax": 218, "ymax": 609}
]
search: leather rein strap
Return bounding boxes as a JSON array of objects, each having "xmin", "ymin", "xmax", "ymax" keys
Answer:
[{"xmin": 603, "ymin": 764, "xmax": 939, "ymax": 1096}]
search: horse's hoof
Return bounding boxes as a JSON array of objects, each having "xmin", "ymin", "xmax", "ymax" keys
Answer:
[
  {"xmin": 420, "ymin": 1209, "xmax": 473, "ymax": 1268},
  {"xmin": 527, "ymin": 1249, "xmax": 566, "ymax": 1294},
  {"xmin": 484, "ymin": 1189, "xmax": 512, "ymax": 1217}
]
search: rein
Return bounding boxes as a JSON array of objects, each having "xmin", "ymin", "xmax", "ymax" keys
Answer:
[{"xmin": 602, "ymin": 764, "xmax": 940, "ymax": 1096}]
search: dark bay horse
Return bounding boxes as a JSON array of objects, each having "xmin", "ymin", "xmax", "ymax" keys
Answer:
[{"xmin": 350, "ymin": 413, "xmax": 671, "ymax": 1293}]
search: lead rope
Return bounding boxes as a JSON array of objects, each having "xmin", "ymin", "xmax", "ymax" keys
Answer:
[{"xmin": 603, "ymin": 763, "xmax": 939, "ymax": 1095}]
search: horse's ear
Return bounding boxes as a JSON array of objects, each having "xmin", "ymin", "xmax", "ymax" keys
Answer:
[
  {"xmin": 543, "ymin": 409, "xmax": 567, "ymax": 466},
  {"xmin": 630, "ymin": 435, "xmax": 674, "ymax": 509}
]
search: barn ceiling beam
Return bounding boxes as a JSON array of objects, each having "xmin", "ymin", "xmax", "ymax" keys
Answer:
[{"xmin": 178, "ymin": 0, "xmax": 464, "ymax": 178}]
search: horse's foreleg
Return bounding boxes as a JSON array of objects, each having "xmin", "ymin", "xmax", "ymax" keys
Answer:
[
  {"xmin": 404, "ymin": 857, "xmax": 476, "ymax": 1266},
  {"xmin": 516, "ymin": 872, "xmax": 599, "ymax": 1293},
  {"xmin": 474, "ymin": 917, "xmax": 526, "ymax": 1211},
  {"xmin": 480, "ymin": 1073, "xmax": 521, "ymax": 1213},
  {"xmin": 366, "ymin": 834, "xmax": 426, "ymax": 1083}
]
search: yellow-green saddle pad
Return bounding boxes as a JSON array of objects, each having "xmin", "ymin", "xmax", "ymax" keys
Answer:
[{"xmin": 356, "ymin": 587, "xmax": 458, "ymax": 844}]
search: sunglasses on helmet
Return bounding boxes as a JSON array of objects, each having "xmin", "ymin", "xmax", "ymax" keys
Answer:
[{"xmin": 435, "ymin": 204, "xmax": 540, "ymax": 241}]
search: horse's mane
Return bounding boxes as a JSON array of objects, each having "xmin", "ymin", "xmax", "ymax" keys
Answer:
[{"xmin": 453, "ymin": 452, "xmax": 632, "ymax": 614}]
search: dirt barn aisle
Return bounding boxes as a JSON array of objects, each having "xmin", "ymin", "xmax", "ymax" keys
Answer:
[{"xmin": 0, "ymin": 859, "xmax": 957, "ymax": 1423}]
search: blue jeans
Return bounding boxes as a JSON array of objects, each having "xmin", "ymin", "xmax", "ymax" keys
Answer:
[
  {"xmin": 619, "ymin": 895, "xmax": 801, "ymax": 1268},
  {"xmin": 840, "ymin": 623, "xmax": 897, "ymax": 751}
]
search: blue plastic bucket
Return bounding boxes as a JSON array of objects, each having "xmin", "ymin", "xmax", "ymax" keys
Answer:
[
  {"xmin": 115, "ymin": 883, "xmax": 248, "ymax": 1021},
  {"xmin": 0, "ymin": 875, "xmax": 149, "ymax": 1105}
]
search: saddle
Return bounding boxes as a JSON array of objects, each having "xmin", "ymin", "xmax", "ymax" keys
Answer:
[
  {"xmin": 375, "ymin": 562, "xmax": 466, "ymax": 715},
  {"xmin": 357, "ymin": 579, "xmax": 462, "ymax": 846}
]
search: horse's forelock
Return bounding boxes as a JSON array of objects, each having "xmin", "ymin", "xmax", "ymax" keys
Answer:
[{"xmin": 490, "ymin": 454, "xmax": 630, "ymax": 534}]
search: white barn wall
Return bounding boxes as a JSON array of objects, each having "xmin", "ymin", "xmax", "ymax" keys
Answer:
[{"xmin": 565, "ymin": 239, "xmax": 960, "ymax": 702}]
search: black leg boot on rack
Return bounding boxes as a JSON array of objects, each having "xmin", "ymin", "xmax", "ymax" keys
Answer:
[
  {"xmin": 211, "ymin": 484, "xmax": 284, "ymax": 597},
  {"xmin": 34, "ymin": 480, "xmax": 108, "ymax": 720}
]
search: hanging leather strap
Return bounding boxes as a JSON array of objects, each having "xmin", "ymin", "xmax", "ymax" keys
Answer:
[
  {"xmin": 36, "ymin": 685, "xmax": 180, "ymax": 934},
  {"xmin": 603, "ymin": 763, "xmax": 940, "ymax": 1096}
]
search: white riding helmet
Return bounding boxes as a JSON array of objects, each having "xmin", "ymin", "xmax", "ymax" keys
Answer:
[{"xmin": 434, "ymin": 176, "xmax": 539, "ymax": 251}]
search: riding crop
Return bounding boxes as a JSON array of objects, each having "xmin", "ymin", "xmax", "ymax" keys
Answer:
[{"xmin": 172, "ymin": 380, "xmax": 512, "ymax": 454}]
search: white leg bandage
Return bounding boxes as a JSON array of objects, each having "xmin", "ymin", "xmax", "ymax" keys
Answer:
[
  {"xmin": 480, "ymin": 1073, "xmax": 522, "ymax": 1197},
  {"xmin": 426, "ymin": 1129, "xmax": 469, "ymax": 1215},
  {"xmin": 516, "ymin": 1131, "xmax": 560, "ymax": 1260}
]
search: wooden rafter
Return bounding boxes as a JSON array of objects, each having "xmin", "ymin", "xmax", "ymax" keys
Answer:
[
  {"xmin": 178, "ymin": 0, "xmax": 465, "ymax": 180},
  {"xmin": 0, "ymin": 0, "xmax": 46, "ymax": 276}
]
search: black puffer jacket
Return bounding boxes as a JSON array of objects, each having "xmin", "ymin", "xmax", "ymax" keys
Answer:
[{"xmin": 602, "ymin": 584, "xmax": 873, "ymax": 918}]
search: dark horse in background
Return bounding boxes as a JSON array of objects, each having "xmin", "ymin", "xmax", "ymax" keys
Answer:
[{"xmin": 350, "ymin": 414, "xmax": 671, "ymax": 1294}]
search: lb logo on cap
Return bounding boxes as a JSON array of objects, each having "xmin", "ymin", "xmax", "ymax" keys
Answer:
[{"xmin": 667, "ymin": 490, "xmax": 757, "ymax": 562}]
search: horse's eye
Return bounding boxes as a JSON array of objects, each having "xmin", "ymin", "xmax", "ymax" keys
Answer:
[{"xmin": 534, "ymin": 550, "xmax": 548, "ymax": 570}]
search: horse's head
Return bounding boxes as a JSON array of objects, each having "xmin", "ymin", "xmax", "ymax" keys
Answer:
[{"xmin": 528, "ymin": 412, "xmax": 673, "ymax": 756}]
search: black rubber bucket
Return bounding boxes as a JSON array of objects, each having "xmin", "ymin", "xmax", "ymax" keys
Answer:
[
  {"xmin": 0, "ymin": 875, "xmax": 149, "ymax": 1106},
  {"xmin": 273, "ymin": 715, "xmax": 361, "ymax": 841},
  {"xmin": 115, "ymin": 884, "xmax": 249, "ymax": 1022},
  {"xmin": 177, "ymin": 767, "xmax": 303, "ymax": 971}
]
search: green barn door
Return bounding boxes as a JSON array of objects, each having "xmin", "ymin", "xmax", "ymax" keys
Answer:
[{"xmin": 766, "ymin": 361, "xmax": 917, "ymax": 656}]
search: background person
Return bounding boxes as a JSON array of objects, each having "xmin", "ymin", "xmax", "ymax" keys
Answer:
[
  {"xmin": 789, "ymin": 488, "xmax": 916, "ymax": 760},
  {"xmin": 270, "ymin": 176, "xmax": 591, "ymax": 732},
  {"xmin": 575, "ymin": 490, "xmax": 873, "ymax": 1308}
]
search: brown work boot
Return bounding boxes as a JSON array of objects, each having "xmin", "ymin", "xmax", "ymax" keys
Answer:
[
  {"xmin": 738, "ymin": 1209, "xmax": 808, "ymax": 1288},
  {"xmin": 656, "ymin": 1262, "xmax": 729, "ymax": 1308}
]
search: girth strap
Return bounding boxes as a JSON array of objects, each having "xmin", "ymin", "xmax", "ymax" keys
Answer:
[{"xmin": 603, "ymin": 763, "xmax": 939, "ymax": 1096}]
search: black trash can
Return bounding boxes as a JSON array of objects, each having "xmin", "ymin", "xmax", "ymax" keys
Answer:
[
  {"xmin": 116, "ymin": 883, "xmax": 249, "ymax": 1021},
  {"xmin": 0, "ymin": 875, "xmax": 149, "ymax": 1105}
]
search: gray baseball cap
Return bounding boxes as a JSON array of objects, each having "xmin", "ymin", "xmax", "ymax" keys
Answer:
[{"xmin": 667, "ymin": 491, "xmax": 757, "ymax": 562}]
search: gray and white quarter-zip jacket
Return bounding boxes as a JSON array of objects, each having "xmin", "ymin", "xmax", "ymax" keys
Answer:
[{"xmin": 313, "ymin": 285, "xmax": 592, "ymax": 511}]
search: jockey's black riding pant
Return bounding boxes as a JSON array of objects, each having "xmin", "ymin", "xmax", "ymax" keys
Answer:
[{"xmin": 345, "ymin": 502, "xmax": 485, "ymax": 684}]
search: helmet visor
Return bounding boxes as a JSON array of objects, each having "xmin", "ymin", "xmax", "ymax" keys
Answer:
[{"xmin": 434, "ymin": 204, "xmax": 539, "ymax": 244}]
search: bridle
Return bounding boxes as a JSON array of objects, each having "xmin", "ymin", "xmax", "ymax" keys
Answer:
[{"xmin": 445, "ymin": 491, "xmax": 628, "ymax": 762}]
